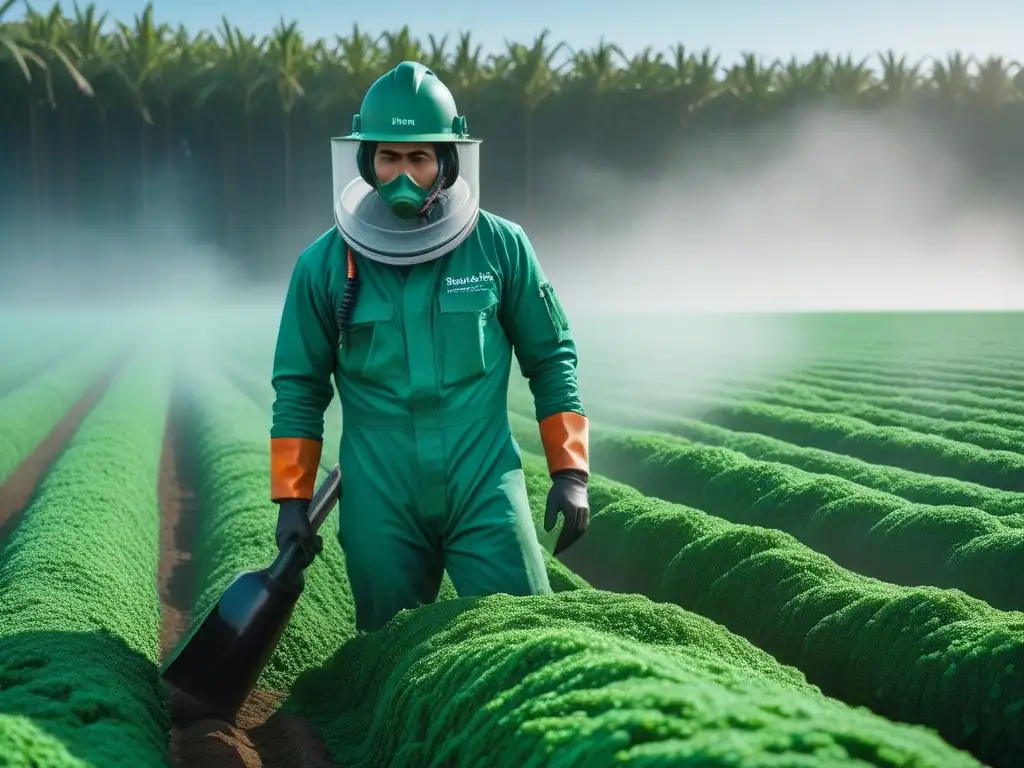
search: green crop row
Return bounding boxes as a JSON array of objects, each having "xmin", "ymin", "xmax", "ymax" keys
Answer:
[
  {"xmin": 571, "ymin": 398, "xmax": 1024, "ymax": 519},
  {"xmin": 0, "ymin": 343, "xmax": 124, "ymax": 487},
  {"xmin": 819, "ymin": 365, "xmax": 1024, "ymax": 403},
  {"xmin": 506, "ymin": 408, "xmax": 1024, "ymax": 611},
  {"xmin": 760, "ymin": 378, "xmax": 1024, "ymax": 432},
  {"xmin": 596, "ymin": 371, "xmax": 1024, "ymax": 454},
  {"xmin": 787, "ymin": 370, "xmax": 1024, "ymax": 418},
  {"xmin": 0, "ymin": 715, "xmax": 91, "ymax": 767},
  {"xmin": 547, "ymin": 369, "xmax": 1024, "ymax": 491},
  {"xmin": 0, "ymin": 336, "xmax": 75, "ymax": 397},
  {"xmin": 804, "ymin": 346, "xmax": 1024, "ymax": 380},
  {"xmin": 802, "ymin": 361, "xmax": 1024, "ymax": 400},
  {"xmin": 586, "ymin": 369, "xmax": 1024, "ymax": 451},
  {"xmin": 580, "ymin": 352, "xmax": 1024, "ymax": 421},
  {"xmin": 705, "ymin": 361, "xmax": 1024, "ymax": 407},
  {"xmin": 510, "ymin": 448, "xmax": 1023, "ymax": 767},
  {"xmin": 283, "ymin": 589, "xmax": 980, "ymax": 767},
  {"xmin": 572, "ymin": 331, "xmax": 1024, "ymax": 395},
  {"xmin": 811, "ymin": 353, "xmax": 1024, "ymax": 385},
  {"xmin": 179, "ymin": 360, "xmax": 357, "ymax": 693},
  {"xmin": 648, "ymin": 392, "xmax": 1024, "ymax": 491},
  {"xmin": 0, "ymin": 353, "xmax": 172, "ymax": 768}
]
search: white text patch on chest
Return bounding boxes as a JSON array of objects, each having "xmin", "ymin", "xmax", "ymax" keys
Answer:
[{"xmin": 445, "ymin": 272, "xmax": 496, "ymax": 293}]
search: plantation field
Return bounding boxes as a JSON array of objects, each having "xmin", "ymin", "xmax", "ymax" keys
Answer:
[{"xmin": 0, "ymin": 308, "xmax": 1022, "ymax": 767}]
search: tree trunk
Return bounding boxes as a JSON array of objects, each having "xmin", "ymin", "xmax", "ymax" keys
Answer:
[
  {"xmin": 29, "ymin": 100, "xmax": 41, "ymax": 253},
  {"xmin": 62, "ymin": 108, "xmax": 76, "ymax": 221},
  {"xmin": 247, "ymin": 113, "xmax": 260, "ymax": 254},
  {"xmin": 222, "ymin": 134, "xmax": 234, "ymax": 250},
  {"xmin": 523, "ymin": 107, "xmax": 532, "ymax": 228},
  {"xmin": 283, "ymin": 109, "xmax": 292, "ymax": 223},
  {"xmin": 165, "ymin": 104, "xmax": 174, "ymax": 204},
  {"xmin": 140, "ymin": 121, "xmax": 148, "ymax": 230}
]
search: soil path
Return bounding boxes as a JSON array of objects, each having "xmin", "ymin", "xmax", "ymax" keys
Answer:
[
  {"xmin": 157, "ymin": 391, "xmax": 336, "ymax": 768},
  {"xmin": 0, "ymin": 369, "xmax": 118, "ymax": 542}
]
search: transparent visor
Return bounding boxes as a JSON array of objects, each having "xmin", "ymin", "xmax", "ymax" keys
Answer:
[{"xmin": 330, "ymin": 138, "xmax": 481, "ymax": 264}]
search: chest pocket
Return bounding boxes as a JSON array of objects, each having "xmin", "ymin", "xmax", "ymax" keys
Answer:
[
  {"xmin": 438, "ymin": 288, "xmax": 501, "ymax": 387},
  {"xmin": 337, "ymin": 293, "xmax": 404, "ymax": 383}
]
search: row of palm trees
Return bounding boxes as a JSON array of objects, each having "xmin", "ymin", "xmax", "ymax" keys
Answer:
[
  {"xmin": 4, "ymin": 2, "xmax": 1023, "ymax": 109},
  {"xmin": 2, "ymin": 1, "xmax": 1023, "ymax": 276}
]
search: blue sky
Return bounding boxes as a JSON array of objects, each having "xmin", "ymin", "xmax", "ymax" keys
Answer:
[{"xmin": 33, "ymin": 0, "xmax": 1022, "ymax": 67}]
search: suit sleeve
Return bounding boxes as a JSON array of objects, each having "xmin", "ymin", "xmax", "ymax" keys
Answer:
[
  {"xmin": 499, "ymin": 223, "xmax": 589, "ymax": 476},
  {"xmin": 269, "ymin": 243, "xmax": 338, "ymax": 500}
]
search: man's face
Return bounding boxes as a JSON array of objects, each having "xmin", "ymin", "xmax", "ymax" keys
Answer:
[{"xmin": 373, "ymin": 142, "xmax": 439, "ymax": 189}]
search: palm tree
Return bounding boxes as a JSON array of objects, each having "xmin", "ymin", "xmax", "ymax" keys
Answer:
[
  {"xmin": 666, "ymin": 46, "xmax": 721, "ymax": 123},
  {"xmin": 929, "ymin": 52, "xmax": 975, "ymax": 108},
  {"xmin": 827, "ymin": 55, "xmax": 877, "ymax": 101},
  {"xmin": 499, "ymin": 29, "xmax": 566, "ymax": 225},
  {"xmin": 724, "ymin": 53, "xmax": 780, "ymax": 115},
  {"xmin": 448, "ymin": 31, "xmax": 485, "ymax": 101},
  {"xmin": 565, "ymin": 38, "xmax": 625, "ymax": 151},
  {"xmin": 112, "ymin": 2, "xmax": 174, "ymax": 228},
  {"xmin": 422, "ymin": 33, "xmax": 450, "ymax": 81},
  {"xmin": 66, "ymin": 2, "xmax": 119, "ymax": 211},
  {"xmin": 620, "ymin": 46, "xmax": 669, "ymax": 92},
  {"xmin": 0, "ymin": 0, "xmax": 45, "ymax": 85},
  {"xmin": 776, "ymin": 54, "xmax": 830, "ymax": 107},
  {"xmin": 972, "ymin": 56, "xmax": 1019, "ymax": 110},
  {"xmin": 333, "ymin": 23, "xmax": 384, "ymax": 108},
  {"xmin": 266, "ymin": 17, "xmax": 311, "ymax": 222},
  {"xmin": 21, "ymin": 1, "xmax": 92, "ymax": 103},
  {"xmin": 378, "ymin": 25, "xmax": 423, "ymax": 70},
  {"xmin": 874, "ymin": 50, "xmax": 924, "ymax": 105},
  {"xmin": 1, "ymin": 0, "xmax": 48, "ymax": 252},
  {"xmin": 196, "ymin": 18, "xmax": 269, "ymax": 248},
  {"xmin": 17, "ymin": 2, "xmax": 94, "ymax": 239}
]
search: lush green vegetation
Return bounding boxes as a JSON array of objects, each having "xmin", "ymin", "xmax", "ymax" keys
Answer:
[
  {"xmin": 506, "ymin": 402, "xmax": 1024, "ymax": 611},
  {"xmin": 0, "ymin": 311, "xmax": 1022, "ymax": 766},
  {"xmin": 286, "ymin": 591, "xmax": 981, "ymax": 767},
  {"xmin": 514, "ymin": 448, "xmax": 1024, "ymax": 764},
  {"xmin": 0, "ymin": 354, "xmax": 171, "ymax": 767},
  {"xmin": 0, "ymin": 330, "xmax": 81, "ymax": 397},
  {"xmin": 569, "ymin": 398, "xmax": 1024, "ymax": 517},
  {"xmin": 0, "ymin": 343, "xmax": 122, "ymax": 485}
]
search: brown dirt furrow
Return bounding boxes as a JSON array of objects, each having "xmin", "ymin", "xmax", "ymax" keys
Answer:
[
  {"xmin": 0, "ymin": 366, "xmax": 119, "ymax": 543},
  {"xmin": 157, "ymin": 392, "xmax": 335, "ymax": 768},
  {"xmin": 171, "ymin": 690, "xmax": 336, "ymax": 768},
  {"xmin": 157, "ymin": 395, "xmax": 199, "ymax": 660}
]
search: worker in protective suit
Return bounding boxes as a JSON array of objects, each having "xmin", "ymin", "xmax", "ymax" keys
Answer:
[{"xmin": 268, "ymin": 60, "xmax": 590, "ymax": 633}]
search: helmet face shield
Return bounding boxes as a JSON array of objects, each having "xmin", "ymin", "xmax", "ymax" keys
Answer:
[
  {"xmin": 330, "ymin": 61, "xmax": 483, "ymax": 265},
  {"xmin": 331, "ymin": 137, "xmax": 481, "ymax": 265}
]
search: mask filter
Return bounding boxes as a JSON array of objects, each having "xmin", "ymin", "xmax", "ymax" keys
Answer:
[{"xmin": 376, "ymin": 173, "xmax": 431, "ymax": 220}]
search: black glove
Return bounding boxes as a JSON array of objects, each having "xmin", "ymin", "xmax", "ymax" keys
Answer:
[
  {"xmin": 544, "ymin": 469, "xmax": 590, "ymax": 556},
  {"xmin": 275, "ymin": 499, "xmax": 323, "ymax": 569}
]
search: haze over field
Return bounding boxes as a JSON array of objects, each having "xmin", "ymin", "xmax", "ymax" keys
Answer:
[
  {"xmin": 3, "ymin": 102, "xmax": 1021, "ymax": 404},
  {"xmin": 3, "ymin": 105, "xmax": 1022, "ymax": 318},
  {"xmin": 534, "ymin": 107, "xmax": 1024, "ymax": 314}
]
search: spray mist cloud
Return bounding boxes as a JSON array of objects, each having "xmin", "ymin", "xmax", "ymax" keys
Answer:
[{"xmin": 534, "ymin": 106, "xmax": 1024, "ymax": 314}]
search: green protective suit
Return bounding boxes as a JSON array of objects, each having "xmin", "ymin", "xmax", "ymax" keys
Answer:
[{"xmin": 270, "ymin": 212, "xmax": 584, "ymax": 632}]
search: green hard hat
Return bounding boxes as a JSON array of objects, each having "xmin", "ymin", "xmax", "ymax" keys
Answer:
[{"xmin": 341, "ymin": 61, "xmax": 475, "ymax": 143}]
